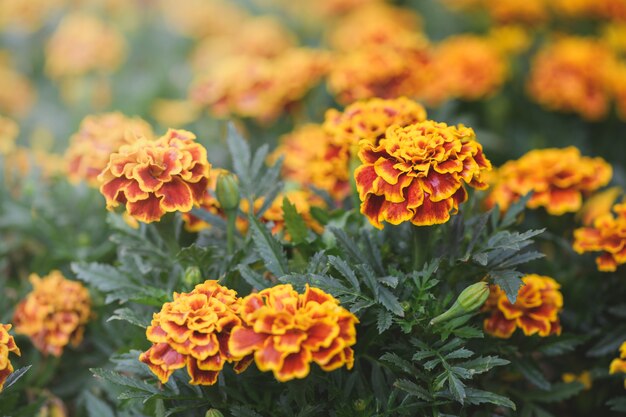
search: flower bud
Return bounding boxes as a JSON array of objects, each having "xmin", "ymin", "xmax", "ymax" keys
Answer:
[
  {"xmin": 205, "ymin": 410, "xmax": 224, "ymax": 417},
  {"xmin": 430, "ymin": 282, "xmax": 489, "ymax": 326},
  {"xmin": 215, "ymin": 172, "xmax": 240, "ymax": 211},
  {"xmin": 183, "ymin": 266, "xmax": 202, "ymax": 286}
]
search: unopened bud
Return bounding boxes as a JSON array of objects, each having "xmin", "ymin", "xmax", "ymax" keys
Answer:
[
  {"xmin": 215, "ymin": 172, "xmax": 240, "ymax": 211},
  {"xmin": 430, "ymin": 282, "xmax": 489, "ymax": 326},
  {"xmin": 353, "ymin": 399, "xmax": 367, "ymax": 411},
  {"xmin": 183, "ymin": 266, "xmax": 202, "ymax": 286},
  {"xmin": 205, "ymin": 410, "xmax": 224, "ymax": 417}
]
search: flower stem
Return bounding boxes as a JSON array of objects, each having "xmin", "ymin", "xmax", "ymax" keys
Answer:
[
  {"xmin": 411, "ymin": 226, "xmax": 428, "ymax": 271},
  {"xmin": 225, "ymin": 209, "xmax": 237, "ymax": 255}
]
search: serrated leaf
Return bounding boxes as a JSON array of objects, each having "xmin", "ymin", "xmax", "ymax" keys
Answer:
[
  {"xmin": 377, "ymin": 286, "xmax": 405, "ymax": 317},
  {"xmin": 282, "ymin": 197, "xmax": 308, "ymax": 245},
  {"xmin": 226, "ymin": 123, "xmax": 251, "ymax": 188},
  {"xmin": 381, "ymin": 353, "xmax": 417, "ymax": 374},
  {"xmin": 472, "ymin": 253, "xmax": 488, "ymax": 266},
  {"xmin": 514, "ymin": 360, "xmax": 551, "ymax": 390},
  {"xmin": 490, "ymin": 269, "xmax": 524, "ymax": 303},
  {"xmin": 238, "ymin": 264, "xmax": 271, "ymax": 290},
  {"xmin": 248, "ymin": 215, "xmax": 288, "ymax": 278},
  {"xmin": 538, "ymin": 336, "xmax": 585, "ymax": 356},
  {"xmin": 458, "ymin": 356, "xmax": 509, "ymax": 375},
  {"xmin": 464, "ymin": 388, "xmax": 515, "ymax": 410},
  {"xmin": 378, "ymin": 275, "xmax": 399, "ymax": 288},
  {"xmin": 108, "ymin": 308, "xmax": 148, "ymax": 328},
  {"xmin": 500, "ymin": 193, "xmax": 532, "ymax": 228},
  {"xmin": 448, "ymin": 373, "xmax": 466, "ymax": 403},
  {"xmin": 526, "ymin": 382, "xmax": 584, "ymax": 403},
  {"xmin": 496, "ymin": 250, "xmax": 545, "ymax": 269},
  {"xmin": 588, "ymin": 325, "xmax": 626, "ymax": 357},
  {"xmin": 84, "ymin": 391, "xmax": 115, "ymax": 417},
  {"xmin": 377, "ymin": 309, "xmax": 393, "ymax": 333},
  {"xmin": 394, "ymin": 379, "xmax": 431, "ymax": 401},
  {"xmin": 350, "ymin": 299, "xmax": 374, "ymax": 314},
  {"xmin": 1, "ymin": 366, "xmax": 31, "ymax": 392},
  {"xmin": 72, "ymin": 262, "xmax": 132, "ymax": 293},
  {"xmin": 91, "ymin": 368, "xmax": 159, "ymax": 395},
  {"xmin": 328, "ymin": 256, "xmax": 360, "ymax": 291},
  {"xmin": 249, "ymin": 143, "xmax": 269, "ymax": 180},
  {"xmin": 329, "ymin": 227, "xmax": 369, "ymax": 266},
  {"xmin": 444, "ymin": 348, "xmax": 474, "ymax": 360}
]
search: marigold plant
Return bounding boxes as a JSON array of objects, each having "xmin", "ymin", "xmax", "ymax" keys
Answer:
[
  {"xmin": 99, "ymin": 129, "xmax": 211, "ymax": 223},
  {"xmin": 139, "ymin": 280, "xmax": 251, "ymax": 385},
  {"xmin": 355, "ymin": 120, "xmax": 491, "ymax": 228},
  {"xmin": 573, "ymin": 200, "xmax": 626, "ymax": 272},
  {"xmin": 483, "ymin": 274, "xmax": 563, "ymax": 338},
  {"xmin": 13, "ymin": 271, "xmax": 91, "ymax": 357},
  {"xmin": 0, "ymin": 323, "xmax": 20, "ymax": 392},
  {"xmin": 229, "ymin": 284, "xmax": 358, "ymax": 382}
]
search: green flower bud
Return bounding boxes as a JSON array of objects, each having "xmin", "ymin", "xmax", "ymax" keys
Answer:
[
  {"xmin": 353, "ymin": 399, "xmax": 367, "ymax": 411},
  {"xmin": 183, "ymin": 266, "xmax": 202, "ymax": 286},
  {"xmin": 205, "ymin": 409, "xmax": 224, "ymax": 417},
  {"xmin": 215, "ymin": 172, "xmax": 240, "ymax": 211},
  {"xmin": 430, "ymin": 282, "xmax": 489, "ymax": 326}
]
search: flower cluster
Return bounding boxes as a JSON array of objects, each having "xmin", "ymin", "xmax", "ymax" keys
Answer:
[
  {"xmin": 274, "ymin": 97, "xmax": 428, "ymax": 201},
  {"xmin": 13, "ymin": 271, "xmax": 91, "ymax": 357},
  {"xmin": 483, "ymin": 275, "xmax": 563, "ymax": 338},
  {"xmin": 355, "ymin": 120, "xmax": 491, "ymax": 229},
  {"xmin": 139, "ymin": 281, "xmax": 251, "ymax": 385},
  {"xmin": 229, "ymin": 284, "xmax": 358, "ymax": 382},
  {"xmin": 527, "ymin": 36, "xmax": 617, "ymax": 121},
  {"xmin": 573, "ymin": 200, "xmax": 626, "ymax": 272},
  {"xmin": 610, "ymin": 342, "xmax": 626, "ymax": 388},
  {"xmin": 0, "ymin": 115, "xmax": 18, "ymax": 156},
  {"xmin": 485, "ymin": 147, "xmax": 612, "ymax": 215},
  {"xmin": 0, "ymin": 323, "xmax": 20, "ymax": 392},
  {"xmin": 99, "ymin": 129, "xmax": 211, "ymax": 223},
  {"xmin": 45, "ymin": 13, "xmax": 127, "ymax": 79},
  {"xmin": 65, "ymin": 112, "xmax": 154, "ymax": 187}
]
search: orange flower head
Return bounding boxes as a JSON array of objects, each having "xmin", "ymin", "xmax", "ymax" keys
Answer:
[
  {"xmin": 483, "ymin": 274, "xmax": 563, "ymax": 338},
  {"xmin": 483, "ymin": 0, "xmax": 548, "ymax": 25},
  {"xmin": 45, "ymin": 13, "xmax": 127, "ymax": 79},
  {"xmin": 355, "ymin": 120, "xmax": 491, "ymax": 229},
  {"xmin": 13, "ymin": 271, "xmax": 91, "ymax": 357},
  {"xmin": 0, "ymin": 115, "xmax": 18, "ymax": 155},
  {"xmin": 65, "ymin": 112, "xmax": 154, "ymax": 187},
  {"xmin": 485, "ymin": 147, "xmax": 612, "ymax": 215},
  {"xmin": 229, "ymin": 284, "xmax": 358, "ymax": 382},
  {"xmin": 610, "ymin": 341, "xmax": 626, "ymax": 388},
  {"xmin": 181, "ymin": 168, "xmax": 230, "ymax": 232},
  {"xmin": 99, "ymin": 129, "xmax": 211, "ymax": 224},
  {"xmin": 527, "ymin": 36, "xmax": 617, "ymax": 121},
  {"xmin": 139, "ymin": 280, "xmax": 251, "ymax": 385},
  {"xmin": 573, "ymin": 201, "xmax": 626, "ymax": 272},
  {"xmin": 0, "ymin": 323, "xmax": 20, "ymax": 392}
]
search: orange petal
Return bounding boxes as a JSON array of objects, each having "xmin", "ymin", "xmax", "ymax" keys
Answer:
[
  {"xmin": 229, "ymin": 327, "xmax": 268, "ymax": 357},
  {"xmin": 410, "ymin": 197, "xmax": 452, "ymax": 226},
  {"xmin": 274, "ymin": 349, "xmax": 312, "ymax": 382},
  {"xmin": 546, "ymin": 188, "xmax": 582, "ymax": 215},
  {"xmin": 187, "ymin": 359, "xmax": 219, "ymax": 385},
  {"xmin": 155, "ymin": 177, "xmax": 194, "ymax": 212},
  {"xmin": 361, "ymin": 194, "xmax": 385, "ymax": 229},
  {"xmin": 355, "ymin": 164, "xmax": 378, "ymax": 199},
  {"xmin": 127, "ymin": 197, "xmax": 167, "ymax": 223},
  {"xmin": 420, "ymin": 173, "xmax": 462, "ymax": 202}
]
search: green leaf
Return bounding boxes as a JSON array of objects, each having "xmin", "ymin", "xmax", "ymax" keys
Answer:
[
  {"xmin": 444, "ymin": 348, "xmax": 474, "ymax": 360},
  {"xmin": 226, "ymin": 123, "xmax": 251, "ymax": 189},
  {"xmin": 526, "ymin": 382, "xmax": 584, "ymax": 403},
  {"xmin": 248, "ymin": 215, "xmax": 288, "ymax": 278},
  {"xmin": 538, "ymin": 336, "xmax": 586, "ymax": 356},
  {"xmin": 282, "ymin": 197, "xmax": 308, "ymax": 245},
  {"xmin": 1, "ymin": 366, "xmax": 31, "ymax": 392},
  {"xmin": 380, "ymin": 353, "xmax": 418, "ymax": 375},
  {"xmin": 230, "ymin": 405, "xmax": 263, "ymax": 417},
  {"xmin": 84, "ymin": 391, "xmax": 116, "ymax": 417},
  {"xmin": 238, "ymin": 264, "xmax": 272, "ymax": 290},
  {"xmin": 448, "ymin": 373, "xmax": 466, "ymax": 403},
  {"xmin": 91, "ymin": 368, "xmax": 159, "ymax": 395},
  {"xmin": 490, "ymin": 269, "xmax": 524, "ymax": 303},
  {"xmin": 472, "ymin": 253, "xmax": 488, "ymax": 266},
  {"xmin": 377, "ymin": 309, "xmax": 393, "ymax": 333},
  {"xmin": 107, "ymin": 308, "xmax": 149, "ymax": 328},
  {"xmin": 514, "ymin": 360, "xmax": 551, "ymax": 390},
  {"xmin": 464, "ymin": 388, "xmax": 516, "ymax": 410},
  {"xmin": 393, "ymin": 379, "xmax": 431, "ymax": 401},
  {"xmin": 72, "ymin": 262, "xmax": 132, "ymax": 293},
  {"xmin": 607, "ymin": 396, "xmax": 626, "ymax": 412},
  {"xmin": 328, "ymin": 255, "xmax": 360, "ymax": 290},
  {"xmin": 458, "ymin": 356, "xmax": 509, "ymax": 375},
  {"xmin": 377, "ymin": 286, "xmax": 405, "ymax": 317},
  {"xmin": 500, "ymin": 193, "xmax": 532, "ymax": 228}
]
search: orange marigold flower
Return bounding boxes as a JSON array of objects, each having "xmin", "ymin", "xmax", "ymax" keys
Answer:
[
  {"xmin": 229, "ymin": 284, "xmax": 358, "ymax": 382},
  {"xmin": 483, "ymin": 274, "xmax": 563, "ymax": 339},
  {"xmin": 0, "ymin": 61, "xmax": 36, "ymax": 118},
  {"xmin": 99, "ymin": 129, "xmax": 211, "ymax": 224},
  {"xmin": 562, "ymin": 371, "xmax": 592, "ymax": 390},
  {"xmin": 139, "ymin": 280, "xmax": 251, "ymax": 385},
  {"xmin": 181, "ymin": 168, "xmax": 229, "ymax": 232},
  {"xmin": 45, "ymin": 13, "xmax": 127, "ymax": 79},
  {"xmin": 578, "ymin": 187, "xmax": 622, "ymax": 226},
  {"xmin": 355, "ymin": 121, "xmax": 491, "ymax": 229},
  {"xmin": 13, "ymin": 271, "xmax": 91, "ymax": 357},
  {"xmin": 610, "ymin": 342, "xmax": 626, "ymax": 388},
  {"xmin": 150, "ymin": 99, "xmax": 200, "ymax": 128},
  {"xmin": 483, "ymin": 0, "xmax": 548, "ymax": 25},
  {"xmin": 0, "ymin": 115, "xmax": 18, "ymax": 155},
  {"xmin": 0, "ymin": 323, "xmax": 20, "ymax": 392},
  {"xmin": 65, "ymin": 112, "xmax": 154, "ymax": 187},
  {"xmin": 527, "ymin": 36, "xmax": 617, "ymax": 121},
  {"xmin": 573, "ymin": 200, "xmax": 626, "ymax": 272},
  {"xmin": 485, "ymin": 147, "xmax": 612, "ymax": 215},
  {"xmin": 158, "ymin": 0, "xmax": 247, "ymax": 39}
]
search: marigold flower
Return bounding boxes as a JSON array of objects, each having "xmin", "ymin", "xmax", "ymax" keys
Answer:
[
  {"xmin": 0, "ymin": 62, "xmax": 36, "ymax": 118},
  {"xmin": 13, "ymin": 271, "xmax": 91, "ymax": 357},
  {"xmin": 0, "ymin": 0, "xmax": 65, "ymax": 33},
  {"xmin": 45, "ymin": 13, "xmax": 127, "ymax": 79},
  {"xmin": 562, "ymin": 371, "xmax": 592, "ymax": 390},
  {"xmin": 158, "ymin": 0, "xmax": 247, "ymax": 39},
  {"xmin": 65, "ymin": 112, "xmax": 154, "ymax": 187},
  {"xmin": 229, "ymin": 284, "xmax": 358, "ymax": 382},
  {"xmin": 573, "ymin": 201, "xmax": 626, "ymax": 272},
  {"xmin": 0, "ymin": 323, "xmax": 20, "ymax": 392},
  {"xmin": 140, "ymin": 280, "xmax": 251, "ymax": 385},
  {"xmin": 0, "ymin": 115, "xmax": 18, "ymax": 155},
  {"xmin": 355, "ymin": 121, "xmax": 491, "ymax": 229},
  {"xmin": 99, "ymin": 129, "xmax": 211, "ymax": 224},
  {"xmin": 527, "ymin": 36, "xmax": 617, "ymax": 121},
  {"xmin": 483, "ymin": 0, "xmax": 548, "ymax": 25},
  {"xmin": 578, "ymin": 187, "xmax": 622, "ymax": 226},
  {"xmin": 610, "ymin": 342, "xmax": 626, "ymax": 388},
  {"xmin": 483, "ymin": 274, "xmax": 563, "ymax": 339},
  {"xmin": 181, "ymin": 168, "xmax": 229, "ymax": 232},
  {"xmin": 150, "ymin": 99, "xmax": 200, "ymax": 128},
  {"xmin": 485, "ymin": 147, "xmax": 612, "ymax": 215}
]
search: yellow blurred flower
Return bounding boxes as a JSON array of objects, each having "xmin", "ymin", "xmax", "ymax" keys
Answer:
[
  {"xmin": 13, "ymin": 271, "xmax": 91, "ymax": 357},
  {"xmin": 0, "ymin": 0, "xmax": 65, "ymax": 33},
  {"xmin": 0, "ymin": 61, "xmax": 36, "ymax": 118},
  {"xmin": 159, "ymin": 0, "xmax": 247, "ymax": 39},
  {"xmin": 484, "ymin": 0, "xmax": 548, "ymax": 25},
  {"xmin": 562, "ymin": 371, "xmax": 592, "ymax": 390},
  {"xmin": 0, "ymin": 115, "xmax": 18, "ymax": 155},
  {"xmin": 610, "ymin": 342, "xmax": 626, "ymax": 388},
  {"xmin": 578, "ymin": 187, "xmax": 622, "ymax": 226},
  {"xmin": 487, "ymin": 25, "xmax": 532, "ymax": 56},
  {"xmin": 45, "ymin": 13, "xmax": 127, "ymax": 79},
  {"xmin": 151, "ymin": 99, "xmax": 201, "ymax": 128}
]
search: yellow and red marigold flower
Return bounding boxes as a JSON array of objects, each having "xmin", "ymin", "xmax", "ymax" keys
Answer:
[
  {"xmin": 483, "ymin": 274, "xmax": 563, "ymax": 339},
  {"xmin": 45, "ymin": 13, "xmax": 127, "ymax": 79},
  {"xmin": 13, "ymin": 271, "xmax": 91, "ymax": 357},
  {"xmin": 485, "ymin": 147, "xmax": 612, "ymax": 215},
  {"xmin": 573, "ymin": 200, "xmax": 626, "ymax": 272},
  {"xmin": 65, "ymin": 112, "xmax": 153, "ymax": 187},
  {"xmin": 527, "ymin": 36, "xmax": 617, "ymax": 121},
  {"xmin": 140, "ymin": 280, "xmax": 252, "ymax": 385},
  {"xmin": 610, "ymin": 342, "xmax": 626, "ymax": 388},
  {"xmin": 0, "ymin": 323, "xmax": 20, "ymax": 392},
  {"xmin": 99, "ymin": 129, "xmax": 211, "ymax": 224},
  {"xmin": 355, "ymin": 120, "xmax": 491, "ymax": 229},
  {"xmin": 229, "ymin": 284, "xmax": 358, "ymax": 382},
  {"xmin": 181, "ymin": 168, "xmax": 229, "ymax": 232}
]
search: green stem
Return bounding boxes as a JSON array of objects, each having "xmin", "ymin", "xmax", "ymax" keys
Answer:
[
  {"xmin": 411, "ymin": 226, "xmax": 428, "ymax": 271},
  {"xmin": 225, "ymin": 209, "xmax": 237, "ymax": 256}
]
